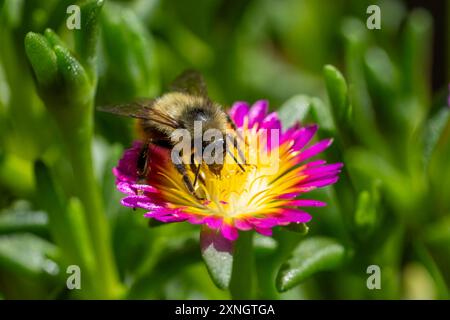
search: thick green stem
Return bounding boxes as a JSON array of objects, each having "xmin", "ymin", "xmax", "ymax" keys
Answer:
[
  {"xmin": 229, "ymin": 231, "xmax": 255, "ymax": 299},
  {"xmin": 58, "ymin": 104, "xmax": 122, "ymax": 299}
]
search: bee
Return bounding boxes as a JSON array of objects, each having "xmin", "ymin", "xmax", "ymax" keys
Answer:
[{"xmin": 98, "ymin": 70, "xmax": 245, "ymax": 199}]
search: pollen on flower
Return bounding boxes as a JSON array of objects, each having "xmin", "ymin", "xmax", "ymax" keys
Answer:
[{"xmin": 113, "ymin": 100, "xmax": 343, "ymax": 241}]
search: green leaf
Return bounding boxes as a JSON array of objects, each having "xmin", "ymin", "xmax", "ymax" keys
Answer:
[
  {"xmin": 402, "ymin": 9, "xmax": 432, "ymax": 104},
  {"xmin": 127, "ymin": 233, "xmax": 201, "ymax": 299},
  {"xmin": 25, "ymin": 30, "xmax": 93, "ymax": 109},
  {"xmin": 309, "ymin": 97, "xmax": 335, "ymax": 132},
  {"xmin": 0, "ymin": 233, "xmax": 59, "ymax": 278},
  {"xmin": 98, "ymin": 2, "xmax": 159, "ymax": 103},
  {"xmin": 424, "ymin": 108, "xmax": 449, "ymax": 166},
  {"xmin": 283, "ymin": 223, "xmax": 309, "ymax": 235},
  {"xmin": 278, "ymin": 95, "xmax": 311, "ymax": 129},
  {"xmin": 353, "ymin": 180, "xmax": 381, "ymax": 237},
  {"xmin": 24, "ymin": 32, "xmax": 58, "ymax": 88},
  {"xmin": 0, "ymin": 205, "xmax": 48, "ymax": 235},
  {"xmin": 54, "ymin": 44, "xmax": 92, "ymax": 103},
  {"xmin": 74, "ymin": 0, "xmax": 104, "ymax": 74},
  {"xmin": 323, "ymin": 64, "xmax": 349, "ymax": 123},
  {"xmin": 65, "ymin": 198, "xmax": 96, "ymax": 274},
  {"xmin": 200, "ymin": 226, "xmax": 234, "ymax": 290},
  {"xmin": 1, "ymin": 0, "xmax": 24, "ymax": 28},
  {"xmin": 34, "ymin": 160, "xmax": 73, "ymax": 254},
  {"xmin": 423, "ymin": 216, "xmax": 450, "ymax": 246},
  {"xmin": 276, "ymin": 237, "xmax": 346, "ymax": 292},
  {"xmin": 253, "ymin": 234, "xmax": 278, "ymax": 256}
]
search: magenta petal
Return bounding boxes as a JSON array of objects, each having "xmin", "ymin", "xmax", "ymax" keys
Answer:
[
  {"xmin": 303, "ymin": 163, "xmax": 343, "ymax": 176},
  {"xmin": 187, "ymin": 215, "xmax": 207, "ymax": 224},
  {"xmin": 302, "ymin": 171, "xmax": 341, "ymax": 184},
  {"xmin": 279, "ymin": 209, "xmax": 312, "ymax": 223},
  {"xmin": 292, "ymin": 124, "xmax": 318, "ymax": 151},
  {"xmin": 117, "ymin": 182, "xmax": 136, "ymax": 195},
  {"xmin": 248, "ymin": 100, "xmax": 268, "ymax": 128},
  {"xmin": 254, "ymin": 227, "xmax": 273, "ymax": 237},
  {"xmin": 204, "ymin": 216, "xmax": 223, "ymax": 230},
  {"xmin": 153, "ymin": 215, "xmax": 187, "ymax": 222},
  {"xmin": 113, "ymin": 141, "xmax": 142, "ymax": 182},
  {"xmin": 305, "ymin": 160, "xmax": 327, "ymax": 168},
  {"xmin": 261, "ymin": 112, "xmax": 281, "ymax": 130},
  {"xmin": 221, "ymin": 223, "xmax": 239, "ymax": 241},
  {"xmin": 234, "ymin": 218, "xmax": 253, "ymax": 231},
  {"xmin": 131, "ymin": 184, "xmax": 158, "ymax": 193},
  {"xmin": 281, "ymin": 124, "xmax": 300, "ymax": 144},
  {"xmin": 121, "ymin": 196, "xmax": 160, "ymax": 210},
  {"xmin": 144, "ymin": 207, "xmax": 174, "ymax": 217},
  {"xmin": 200, "ymin": 226, "xmax": 234, "ymax": 252},
  {"xmin": 248, "ymin": 217, "xmax": 280, "ymax": 228},
  {"xmin": 287, "ymin": 199, "xmax": 327, "ymax": 207},
  {"xmin": 300, "ymin": 176, "xmax": 339, "ymax": 188},
  {"xmin": 297, "ymin": 138, "xmax": 333, "ymax": 162},
  {"xmin": 229, "ymin": 101, "xmax": 250, "ymax": 127},
  {"xmin": 277, "ymin": 192, "xmax": 301, "ymax": 200}
]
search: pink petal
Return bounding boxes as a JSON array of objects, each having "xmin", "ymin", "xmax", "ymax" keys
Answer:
[
  {"xmin": 248, "ymin": 100, "xmax": 268, "ymax": 128},
  {"xmin": 247, "ymin": 217, "xmax": 280, "ymax": 228},
  {"xmin": 303, "ymin": 163, "xmax": 344, "ymax": 176},
  {"xmin": 153, "ymin": 215, "xmax": 187, "ymax": 223},
  {"xmin": 117, "ymin": 182, "xmax": 136, "ymax": 195},
  {"xmin": 299, "ymin": 176, "xmax": 339, "ymax": 188},
  {"xmin": 297, "ymin": 138, "xmax": 333, "ymax": 162},
  {"xmin": 131, "ymin": 184, "xmax": 158, "ymax": 193},
  {"xmin": 186, "ymin": 214, "xmax": 208, "ymax": 224},
  {"xmin": 305, "ymin": 160, "xmax": 327, "ymax": 168},
  {"xmin": 229, "ymin": 102, "xmax": 250, "ymax": 127},
  {"xmin": 204, "ymin": 216, "xmax": 223, "ymax": 230},
  {"xmin": 278, "ymin": 209, "xmax": 312, "ymax": 223},
  {"xmin": 144, "ymin": 207, "xmax": 176, "ymax": 217},
  {"xmin": 292, "ymin": 124, "xmax": 318, "ymax": 151},
  {"xmin": 254, "ymin": 227, "xmax": 273, "ymax": 237},
  {"xmin": 221, "ymin": 223, "xmax": 239, "ymax": 241},
  {"xmin": 261, "ymin": 112, "xmax": 281, "ymax": 130},
  {"xmin": 286, "ymin": 199, "xmax": 327, "ymax": 207},
  {"xmin": 121, "ymin": 196, "xmax": 160, "ymax": 210},
  {"xmin": 234, "ymin": 218, "xmax": 253, "ymax": 231},
  {"xmin": 301, "ymin": 171, "xmax": 341, "ymax": 184}
]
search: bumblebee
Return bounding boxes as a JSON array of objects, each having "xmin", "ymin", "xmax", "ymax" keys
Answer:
[{"xmin": 98, "ymin": 71, "xmax": 245, "ymax": 199}]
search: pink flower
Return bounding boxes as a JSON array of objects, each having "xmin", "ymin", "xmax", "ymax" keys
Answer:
[{"xmin": 113, "ymin": 100, "xmax": 342, "ymax": 241}]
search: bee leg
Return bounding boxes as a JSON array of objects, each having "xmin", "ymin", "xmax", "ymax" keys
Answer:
[
  {"xmin": 136, "ymin": 140, "xmax": 151, "ymax": 196},
  {"xmin": 174, "ymin": 162, "xmax": 204, "ymax": 200},
  {"xmin": 172, "ymin": 152, "xmax": 204, "ymax": 200},
  {"xmin": 226, "ymin": 133, "xmax": 247, "ymax": 169},
  {"xmin": 190, "ymin": 152, "xmax": 205, "ymax": 186}
]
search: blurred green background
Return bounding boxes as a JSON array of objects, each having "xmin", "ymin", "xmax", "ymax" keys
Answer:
[{"xmin": 0, "ymin": 0, "xmax": 449, "ymax": 299}]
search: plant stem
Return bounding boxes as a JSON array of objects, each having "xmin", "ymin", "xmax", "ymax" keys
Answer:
[
  {"xmin": 59, "ymin": 104, "xmax": 122, "ymax": 299},
  {"xmin": 229, "ymin": 231, "xmax": 255, "ymax": 299}
]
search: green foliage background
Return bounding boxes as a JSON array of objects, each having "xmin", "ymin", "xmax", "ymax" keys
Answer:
[{"xmin": 0, "ymin": 0, "xmax": 449, "ymax": 299}]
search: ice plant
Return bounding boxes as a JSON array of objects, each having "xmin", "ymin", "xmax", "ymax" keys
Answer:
[{"xmin": 113, "ymin": 100, "xmax": 342, "ymax": 241}]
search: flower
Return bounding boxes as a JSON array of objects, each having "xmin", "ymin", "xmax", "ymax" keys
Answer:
[{"xmin": 113, "ymin": 100, "xmax": 343, "ymax": 241}]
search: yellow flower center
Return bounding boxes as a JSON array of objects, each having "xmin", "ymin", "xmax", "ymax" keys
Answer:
[{"xmin": 152, "ymin": 123, "xmax": 307, "ymax": 219}]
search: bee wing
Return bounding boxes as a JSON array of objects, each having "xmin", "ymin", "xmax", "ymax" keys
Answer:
[
  {"xmin": 97, "ymin": 99, "xmax": 156, "ymax": 120},
  {"xmin": 97, "ymin": 99, "xmax": 181, "ymax": 129},
  {"xmin": 147, "ymin": 108, "xmax": 180, "ymax": 129},
  {"xmin": 170, "ymin": 70, "xmax": 208, "ymax": 97}
]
